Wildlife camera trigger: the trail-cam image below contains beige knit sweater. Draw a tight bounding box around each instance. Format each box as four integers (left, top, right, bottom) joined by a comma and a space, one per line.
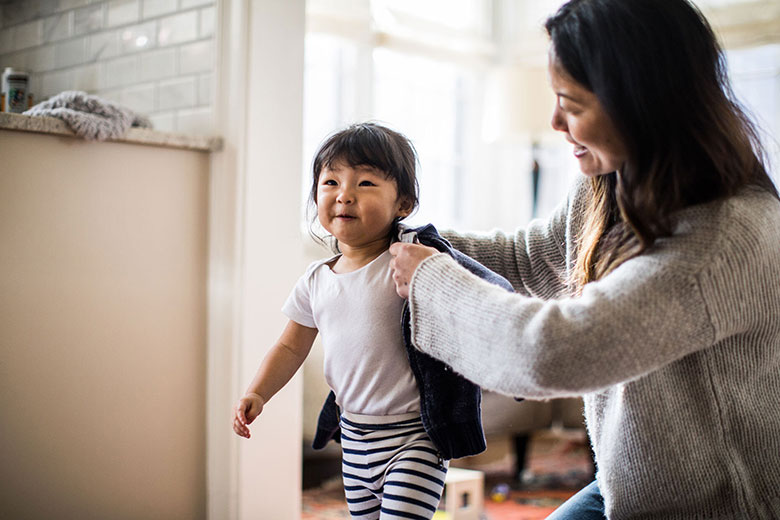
408, 178, 780, 519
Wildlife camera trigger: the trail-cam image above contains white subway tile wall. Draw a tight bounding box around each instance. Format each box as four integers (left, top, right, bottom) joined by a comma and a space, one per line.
199, 5, 213, 36
179, 40, 211, 74
43, 12, 71, 43
73, 63, 100, 91
30, 45, 57, 72
139, 47, 176, 81
104, 54, 138, 88
0, 0, 215, 135
157, 11, 197, 46
143, 0, 178, 19
74, 5, 104, 35
177, 105, 211, 134
122, 81, 155, 113
158, 76, 196, 110
149, 110, 175, 132
107, 0, 139, 29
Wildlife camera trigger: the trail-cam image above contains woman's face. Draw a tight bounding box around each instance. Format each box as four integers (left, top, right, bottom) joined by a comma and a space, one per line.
548, 50, 628, 177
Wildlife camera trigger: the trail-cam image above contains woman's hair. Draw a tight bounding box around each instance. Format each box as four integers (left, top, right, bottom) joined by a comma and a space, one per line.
544, 0, 777, 292
308, 122, 420, 249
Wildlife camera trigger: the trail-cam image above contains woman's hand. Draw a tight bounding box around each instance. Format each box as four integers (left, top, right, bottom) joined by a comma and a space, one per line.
389, 242, 439, 299
232, 392, 265, 439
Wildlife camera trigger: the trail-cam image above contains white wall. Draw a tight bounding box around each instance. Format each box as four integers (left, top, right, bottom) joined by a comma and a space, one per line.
0, 0, 216, 135
236, 1, 306, 515
208, 1, 307, 518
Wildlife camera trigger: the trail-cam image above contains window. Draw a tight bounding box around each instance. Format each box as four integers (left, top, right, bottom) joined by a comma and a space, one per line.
728, 44, 780, 187
303, 0, 576, 232
303, 1, 780, 234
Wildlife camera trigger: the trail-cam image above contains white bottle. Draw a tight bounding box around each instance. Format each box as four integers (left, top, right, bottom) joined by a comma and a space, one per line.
1, 67, 30, 114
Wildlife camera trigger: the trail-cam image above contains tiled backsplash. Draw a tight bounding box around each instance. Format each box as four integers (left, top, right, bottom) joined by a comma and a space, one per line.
0, 0, 215, 135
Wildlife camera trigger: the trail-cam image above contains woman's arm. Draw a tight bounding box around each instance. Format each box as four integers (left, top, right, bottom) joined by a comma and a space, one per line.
442, 178, 586, 298
442, 220, 566, 297
407, 250, 714, 400
233, 320, 318, 438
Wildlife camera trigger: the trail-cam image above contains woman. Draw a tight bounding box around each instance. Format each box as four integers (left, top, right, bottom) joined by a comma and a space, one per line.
389, 0, 780, 518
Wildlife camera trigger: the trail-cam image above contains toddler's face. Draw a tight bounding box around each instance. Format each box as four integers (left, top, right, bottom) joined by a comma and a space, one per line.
317, 162, 410, 250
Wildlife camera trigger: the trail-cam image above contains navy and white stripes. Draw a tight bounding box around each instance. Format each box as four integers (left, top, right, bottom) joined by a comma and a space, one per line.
340, 411, 448, 520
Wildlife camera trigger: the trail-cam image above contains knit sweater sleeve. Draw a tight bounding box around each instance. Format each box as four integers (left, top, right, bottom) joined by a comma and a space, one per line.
441, 178, 587, 298
408, 248, 715, 399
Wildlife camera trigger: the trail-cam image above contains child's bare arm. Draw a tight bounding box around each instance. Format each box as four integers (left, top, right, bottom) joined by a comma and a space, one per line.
232, 319, 318, 438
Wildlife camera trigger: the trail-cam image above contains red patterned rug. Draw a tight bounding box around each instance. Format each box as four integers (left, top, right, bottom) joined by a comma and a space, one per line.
302, 429, 594, 519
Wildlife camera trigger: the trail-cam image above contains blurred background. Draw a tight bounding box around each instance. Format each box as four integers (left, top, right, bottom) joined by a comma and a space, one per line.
1, 0, 777, 230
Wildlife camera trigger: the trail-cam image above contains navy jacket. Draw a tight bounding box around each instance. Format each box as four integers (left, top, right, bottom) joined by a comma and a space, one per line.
312, 224, 514, 460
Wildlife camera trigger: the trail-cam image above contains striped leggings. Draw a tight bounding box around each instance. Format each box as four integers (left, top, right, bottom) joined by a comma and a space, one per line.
340, 411, 449, 520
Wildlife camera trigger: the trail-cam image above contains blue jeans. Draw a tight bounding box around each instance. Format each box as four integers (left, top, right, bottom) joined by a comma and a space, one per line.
546, 480, 606, 520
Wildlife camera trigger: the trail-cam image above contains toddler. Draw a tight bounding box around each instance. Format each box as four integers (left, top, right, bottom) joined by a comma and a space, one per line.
232, 122, 511, 519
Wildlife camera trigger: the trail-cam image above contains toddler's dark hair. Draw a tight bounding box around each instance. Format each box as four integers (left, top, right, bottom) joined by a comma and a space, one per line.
308, 122, 420, 247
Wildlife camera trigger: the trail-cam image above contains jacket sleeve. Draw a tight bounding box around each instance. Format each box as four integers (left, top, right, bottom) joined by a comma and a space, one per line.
442, 178, 588, 299
408, 248, 715, 400
312, 391, 341, 449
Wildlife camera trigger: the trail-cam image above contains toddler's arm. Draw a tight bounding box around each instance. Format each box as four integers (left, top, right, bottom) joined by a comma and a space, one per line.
232, 319, 318, 439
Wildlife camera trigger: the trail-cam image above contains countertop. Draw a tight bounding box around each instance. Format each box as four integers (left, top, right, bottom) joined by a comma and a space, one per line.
0, 112, 222, 152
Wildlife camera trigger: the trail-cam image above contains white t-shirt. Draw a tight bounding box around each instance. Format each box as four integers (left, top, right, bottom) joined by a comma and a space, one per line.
282, 250, 420, 415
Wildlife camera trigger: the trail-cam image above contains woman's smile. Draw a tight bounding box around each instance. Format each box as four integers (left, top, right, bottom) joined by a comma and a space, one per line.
549, 49, 628, 177
573, 145, 588, 158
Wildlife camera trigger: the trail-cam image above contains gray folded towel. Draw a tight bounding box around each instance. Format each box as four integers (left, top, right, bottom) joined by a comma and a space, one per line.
24, 90, 152, 141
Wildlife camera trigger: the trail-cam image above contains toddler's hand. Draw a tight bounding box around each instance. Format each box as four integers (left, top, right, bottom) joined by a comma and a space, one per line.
233, 393, 265, 439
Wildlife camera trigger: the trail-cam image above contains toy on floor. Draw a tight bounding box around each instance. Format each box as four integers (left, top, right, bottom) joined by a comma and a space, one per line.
489, 483, 511, 503
442, 467, 484, 520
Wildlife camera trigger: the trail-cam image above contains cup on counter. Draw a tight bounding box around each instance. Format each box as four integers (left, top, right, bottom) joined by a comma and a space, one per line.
1, 67, 33, 113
